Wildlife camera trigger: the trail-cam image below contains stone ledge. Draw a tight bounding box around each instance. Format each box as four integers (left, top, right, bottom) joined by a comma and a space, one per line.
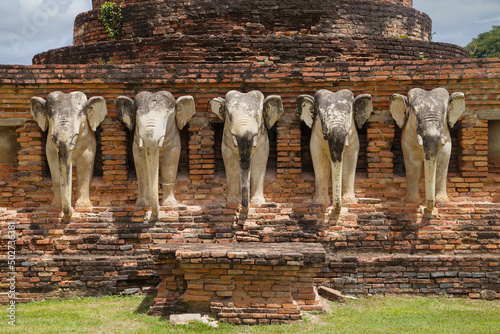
151, 242, 326, 263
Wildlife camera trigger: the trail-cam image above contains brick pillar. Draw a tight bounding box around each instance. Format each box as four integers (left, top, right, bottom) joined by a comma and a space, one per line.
15, 121, 46, 207
188, 116, 214, 181
458, 116, 488, 196
366, 121, 395, 178
100, 120, 128, 186
276, 119, 301, 179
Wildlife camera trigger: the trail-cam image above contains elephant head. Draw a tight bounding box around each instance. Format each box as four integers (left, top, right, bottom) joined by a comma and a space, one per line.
30, 91, 107, 217
390, 88, 465, 210
116, 91, 195, 219
297, 89, 373, 212
211, 90, 283, 210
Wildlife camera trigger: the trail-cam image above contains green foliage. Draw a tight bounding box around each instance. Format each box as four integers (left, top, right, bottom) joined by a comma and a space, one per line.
98, 2, 123, 40
465, 26, 500, 58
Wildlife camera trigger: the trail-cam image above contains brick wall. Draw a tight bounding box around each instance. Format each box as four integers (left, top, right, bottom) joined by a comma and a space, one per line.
91, 0, 414, 10
34, 35, 469, 66
78, 0, 428, 46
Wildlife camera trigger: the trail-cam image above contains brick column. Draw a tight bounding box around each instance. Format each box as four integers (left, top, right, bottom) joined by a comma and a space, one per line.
100, 120, 128, 185
458, 116, 488, 196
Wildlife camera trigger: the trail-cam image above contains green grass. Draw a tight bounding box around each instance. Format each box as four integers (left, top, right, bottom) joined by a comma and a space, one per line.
1, 294, 499, 333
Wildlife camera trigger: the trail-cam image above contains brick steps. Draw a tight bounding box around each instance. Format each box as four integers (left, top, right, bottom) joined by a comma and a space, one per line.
322, 252, 500, 297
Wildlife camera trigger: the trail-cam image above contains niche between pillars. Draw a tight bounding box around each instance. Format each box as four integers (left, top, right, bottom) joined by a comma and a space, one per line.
488, 120, 500, 173
212, 122, 278, 180
0, 126, 20, 182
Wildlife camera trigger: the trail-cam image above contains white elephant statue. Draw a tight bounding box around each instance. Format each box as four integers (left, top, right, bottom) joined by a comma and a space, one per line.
210, 90, 284, 211
116, 91, 195, 220
390, 87, 465, 210
297, 89, 373, 212
30, 91, 108, 218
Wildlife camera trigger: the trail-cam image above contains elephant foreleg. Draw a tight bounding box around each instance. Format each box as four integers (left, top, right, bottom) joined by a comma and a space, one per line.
249, 142, 269, 205
435, 145, 451, 203
311, 141, 331, 206
133, 144, 148, 207
342, 140, 359, 203
403, 147, 423, 203
46, 143, 61, 207
160, 142, 181, 207
75, 149, 94, 207
222, 144, 240, 205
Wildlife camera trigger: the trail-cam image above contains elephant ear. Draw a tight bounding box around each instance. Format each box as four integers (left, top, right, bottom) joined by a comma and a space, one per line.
175, 95, 196, 130
116, 96, 136, 131
296, 95, 315, 128
85, 96, 108, 132
390, 94, 409, 128
30, 97, 48, 131
353, 94, 373, 129
263, 95, 284, 129
210, 97, 226, 122
448, 92, 465, 128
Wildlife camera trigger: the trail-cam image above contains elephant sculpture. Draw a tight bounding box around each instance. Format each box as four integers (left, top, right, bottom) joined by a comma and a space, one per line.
210, 90, 284, 211
30, 91, 108, 217
390, 88, 465, 210
297, 89, 373, 212
116, 91, 195, 220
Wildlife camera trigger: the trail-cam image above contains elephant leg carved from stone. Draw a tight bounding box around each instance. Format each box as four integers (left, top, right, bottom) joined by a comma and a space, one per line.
222, 143, 242, 205
133, 144, 148, 207
160, 136, 181, 206
249, 135, 269, 205
75, 136, 96, 208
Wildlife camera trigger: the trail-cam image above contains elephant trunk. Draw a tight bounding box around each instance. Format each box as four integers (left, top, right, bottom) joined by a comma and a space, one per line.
238, 137, 253, 210
423, 135, 440, 211
328, 136, 345, 213
145, 149, 160, 218
331, 161, 343, 213
58, 152, 73, 218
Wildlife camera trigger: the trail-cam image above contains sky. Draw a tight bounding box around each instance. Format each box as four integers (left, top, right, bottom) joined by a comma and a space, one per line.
0, 0, 498, 65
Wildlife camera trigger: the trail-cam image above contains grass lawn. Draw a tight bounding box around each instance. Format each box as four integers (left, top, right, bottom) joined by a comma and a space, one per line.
1, 294, 499, 334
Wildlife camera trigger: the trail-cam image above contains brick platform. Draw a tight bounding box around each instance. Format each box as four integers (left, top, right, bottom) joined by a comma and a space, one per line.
149, 243, 326, 324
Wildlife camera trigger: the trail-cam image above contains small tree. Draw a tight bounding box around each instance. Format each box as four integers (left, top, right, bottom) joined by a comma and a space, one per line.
98, 2, 123, 41
465, 26, 500, 58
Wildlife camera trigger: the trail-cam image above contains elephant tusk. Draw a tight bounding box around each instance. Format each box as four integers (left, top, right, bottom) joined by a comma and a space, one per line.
158, 136, 165, 148
70, 134, 79, 150
344, 135, 349, 147
440, 135, 447, 145
417, 134, 424, 146
253, 135, 258, 147
232, 134, 238, 147
138, 137, 144, 148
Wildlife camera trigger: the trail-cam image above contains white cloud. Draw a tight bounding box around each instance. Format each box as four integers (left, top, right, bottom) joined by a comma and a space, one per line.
414, 0, 500, 47
0, 0, 92, 64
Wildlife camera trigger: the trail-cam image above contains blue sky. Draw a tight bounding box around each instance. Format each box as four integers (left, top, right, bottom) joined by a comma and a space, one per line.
0, 0, 498, 65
